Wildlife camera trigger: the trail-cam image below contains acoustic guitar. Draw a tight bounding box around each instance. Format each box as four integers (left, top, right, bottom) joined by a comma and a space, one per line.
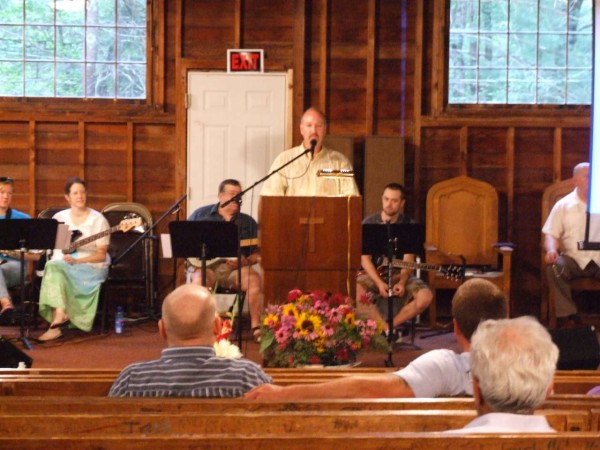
187, 238, 259, 269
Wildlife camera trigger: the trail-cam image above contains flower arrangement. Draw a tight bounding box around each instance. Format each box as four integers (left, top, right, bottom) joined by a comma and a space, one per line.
259, 289, 390, 368
214, 318, 242, 359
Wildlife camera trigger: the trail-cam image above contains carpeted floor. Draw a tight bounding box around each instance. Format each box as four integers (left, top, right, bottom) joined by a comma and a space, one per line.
0, 319, 461, 370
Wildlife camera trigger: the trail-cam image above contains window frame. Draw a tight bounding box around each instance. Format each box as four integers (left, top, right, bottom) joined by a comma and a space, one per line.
436, 0, 591, 118
0, 0, 164, 116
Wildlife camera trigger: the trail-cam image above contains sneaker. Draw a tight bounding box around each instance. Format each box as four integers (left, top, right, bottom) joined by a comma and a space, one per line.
383, 329, 403, 344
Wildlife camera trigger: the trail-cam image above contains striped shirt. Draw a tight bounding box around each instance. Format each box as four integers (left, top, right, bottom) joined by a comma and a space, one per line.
108, 346, 272, 397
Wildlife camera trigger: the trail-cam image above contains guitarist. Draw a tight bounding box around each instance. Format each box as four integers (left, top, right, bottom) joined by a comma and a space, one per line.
188, 179, 263, 343
357, 183, 433, 341
0, 176, 39, 318
37, 177, 111, 341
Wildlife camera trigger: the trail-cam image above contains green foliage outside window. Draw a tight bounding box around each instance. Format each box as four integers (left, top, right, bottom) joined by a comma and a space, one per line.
0, 0, 146, 99
449, 0, 593, 104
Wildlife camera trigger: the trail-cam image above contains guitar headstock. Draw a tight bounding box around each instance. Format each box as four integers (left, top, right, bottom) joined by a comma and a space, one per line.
118, 215, 143, 233
442, 265, 465, 281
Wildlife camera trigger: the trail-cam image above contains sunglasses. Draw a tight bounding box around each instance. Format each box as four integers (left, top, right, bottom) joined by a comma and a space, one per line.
0, 177, 13, 184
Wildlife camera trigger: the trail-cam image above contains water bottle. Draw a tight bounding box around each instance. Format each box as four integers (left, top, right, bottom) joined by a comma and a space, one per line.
115, 306, 124, 335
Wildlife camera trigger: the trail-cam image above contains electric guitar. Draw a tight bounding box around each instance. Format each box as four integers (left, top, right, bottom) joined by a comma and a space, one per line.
60, 215, 142, 255
187, 238, 259, 269
371, 257, 464, 282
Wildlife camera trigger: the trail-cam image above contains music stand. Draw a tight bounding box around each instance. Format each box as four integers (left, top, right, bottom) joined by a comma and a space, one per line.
362, 223, 425, 367
168, 221, 244, 348
0, 219, 59, 350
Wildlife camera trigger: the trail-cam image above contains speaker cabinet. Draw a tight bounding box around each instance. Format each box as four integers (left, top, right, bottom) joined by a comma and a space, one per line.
0, 338, 33, 368
549, 326, 600, 370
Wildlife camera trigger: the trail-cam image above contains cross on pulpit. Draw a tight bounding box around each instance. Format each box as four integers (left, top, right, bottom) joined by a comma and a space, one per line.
299, 215, 324, 252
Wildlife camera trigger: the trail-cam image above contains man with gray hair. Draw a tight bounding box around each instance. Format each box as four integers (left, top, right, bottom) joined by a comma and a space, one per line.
447, 316, 559, 433
109, 284, 271, 397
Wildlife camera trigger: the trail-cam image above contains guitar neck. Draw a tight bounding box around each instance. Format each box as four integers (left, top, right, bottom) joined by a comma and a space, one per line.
66, 224, 119, 253
392, 260, 441, 272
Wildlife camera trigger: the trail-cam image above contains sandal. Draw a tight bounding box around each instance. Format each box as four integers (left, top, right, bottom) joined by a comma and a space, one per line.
0, 298, 14, 317
252, 326, 262, 344
37, 327, 62, 342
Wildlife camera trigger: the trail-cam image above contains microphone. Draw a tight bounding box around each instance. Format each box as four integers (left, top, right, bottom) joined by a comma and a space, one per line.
219, 196, 242, 208
308, 139, 317, 158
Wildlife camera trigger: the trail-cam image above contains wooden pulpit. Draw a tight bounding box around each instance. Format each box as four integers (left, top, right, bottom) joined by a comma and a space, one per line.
260, 196, 362, 304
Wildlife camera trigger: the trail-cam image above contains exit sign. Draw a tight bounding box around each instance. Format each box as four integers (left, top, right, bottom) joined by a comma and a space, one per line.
227, 49, 264, 73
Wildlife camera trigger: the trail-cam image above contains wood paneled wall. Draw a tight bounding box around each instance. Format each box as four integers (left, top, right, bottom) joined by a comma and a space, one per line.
0, 0, 591, 318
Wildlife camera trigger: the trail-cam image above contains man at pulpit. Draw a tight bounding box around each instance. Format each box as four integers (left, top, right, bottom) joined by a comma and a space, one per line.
188, 179, 263, 343
260, 107, 359, 197
357, 183, 433, 339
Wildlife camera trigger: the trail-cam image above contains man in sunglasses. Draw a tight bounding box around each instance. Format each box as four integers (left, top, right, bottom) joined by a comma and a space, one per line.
187, 179, 263, 343
0, 177, 32, 317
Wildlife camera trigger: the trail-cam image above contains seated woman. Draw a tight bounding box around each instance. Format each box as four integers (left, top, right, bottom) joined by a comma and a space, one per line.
37, 177, 110, 341
0, 176, 33, 317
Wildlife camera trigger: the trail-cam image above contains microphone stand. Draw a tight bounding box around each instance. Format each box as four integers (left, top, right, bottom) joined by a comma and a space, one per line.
218, 141, 315, 348
220, 141, 316, 208
111, 194, 188, 319
385, 222, 397, 367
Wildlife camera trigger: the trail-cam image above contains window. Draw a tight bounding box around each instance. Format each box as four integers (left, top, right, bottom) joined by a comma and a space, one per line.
0, 0, 147, 99
449, 0, 593, 105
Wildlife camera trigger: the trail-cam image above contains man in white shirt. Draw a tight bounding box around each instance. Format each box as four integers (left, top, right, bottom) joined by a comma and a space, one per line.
260, 107, 359, 197
542, 162, 600, 328
244, 278, 507, 400
446, 316, 558, 433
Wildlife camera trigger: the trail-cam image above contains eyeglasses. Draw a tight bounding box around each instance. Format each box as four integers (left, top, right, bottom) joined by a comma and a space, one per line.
0, 177, 13, 185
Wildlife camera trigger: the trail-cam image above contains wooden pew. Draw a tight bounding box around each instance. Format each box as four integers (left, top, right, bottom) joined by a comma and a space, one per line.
0, 409, 589, 436
1, 376, 600, 396
0, 367, 599, 397
0, 396, 477, 414
0, 394, 598, 416
0, 432, 599, 450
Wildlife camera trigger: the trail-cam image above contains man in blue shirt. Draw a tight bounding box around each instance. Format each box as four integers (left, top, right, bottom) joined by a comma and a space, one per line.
0, 176, 32, 316
188, 179, 263, 342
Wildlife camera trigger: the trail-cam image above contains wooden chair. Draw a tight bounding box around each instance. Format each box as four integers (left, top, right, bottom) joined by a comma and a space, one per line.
424, 176, 513, 328
100, 202, 156, 334
541, 179, 600, 328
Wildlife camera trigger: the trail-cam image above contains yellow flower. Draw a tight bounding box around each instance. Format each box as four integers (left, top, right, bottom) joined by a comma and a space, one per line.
295, 312, 322, 336
282, 303, 299, 318
344, 312, 356, 327
263, 313, 279, 327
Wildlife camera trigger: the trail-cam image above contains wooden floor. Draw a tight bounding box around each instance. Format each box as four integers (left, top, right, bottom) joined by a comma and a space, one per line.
0, 318, 461, 370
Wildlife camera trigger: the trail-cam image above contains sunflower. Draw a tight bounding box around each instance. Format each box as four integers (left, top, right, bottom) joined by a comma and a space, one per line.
295, 312, 322, 337
344, 311, 356, 327
282, 303, 299, 319
262, 313, 279, 327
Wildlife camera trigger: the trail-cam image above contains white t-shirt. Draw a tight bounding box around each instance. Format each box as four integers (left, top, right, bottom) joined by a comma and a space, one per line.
52, 208, 111, 268
542, 189, 600, 270
444, 412, 555, 433
394, 349, 472, 398
260, 145, 359, 197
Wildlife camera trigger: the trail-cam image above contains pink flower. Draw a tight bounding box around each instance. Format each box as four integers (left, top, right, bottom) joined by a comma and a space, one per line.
321, 322, 335, 337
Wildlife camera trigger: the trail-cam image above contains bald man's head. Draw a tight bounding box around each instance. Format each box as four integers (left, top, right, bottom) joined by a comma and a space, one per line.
160, 284, 217, 346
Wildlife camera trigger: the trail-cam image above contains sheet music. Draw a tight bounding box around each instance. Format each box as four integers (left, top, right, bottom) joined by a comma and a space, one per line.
160, 233, 172, 258
54, 224, 72, 250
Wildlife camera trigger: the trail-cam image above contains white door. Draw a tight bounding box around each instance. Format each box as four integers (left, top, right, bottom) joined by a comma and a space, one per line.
186, 71, 291, 219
